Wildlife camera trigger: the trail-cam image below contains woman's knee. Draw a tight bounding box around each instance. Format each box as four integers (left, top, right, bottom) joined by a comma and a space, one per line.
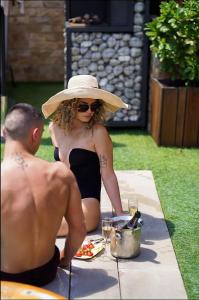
82, 198, 100, 232
57, 218, 69, 237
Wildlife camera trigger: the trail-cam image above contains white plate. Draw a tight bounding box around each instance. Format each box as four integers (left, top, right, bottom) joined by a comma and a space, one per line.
74, 241, 104, 260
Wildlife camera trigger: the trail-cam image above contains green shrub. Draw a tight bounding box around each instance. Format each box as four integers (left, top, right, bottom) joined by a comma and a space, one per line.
145, 0, 199, 85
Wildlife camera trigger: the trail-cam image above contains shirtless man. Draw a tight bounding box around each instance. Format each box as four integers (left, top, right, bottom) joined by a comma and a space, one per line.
1, 103, 86, 286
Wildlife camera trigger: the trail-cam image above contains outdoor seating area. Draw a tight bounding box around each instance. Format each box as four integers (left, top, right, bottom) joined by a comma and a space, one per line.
43, 171, 187, 299
1, 0, 198, 299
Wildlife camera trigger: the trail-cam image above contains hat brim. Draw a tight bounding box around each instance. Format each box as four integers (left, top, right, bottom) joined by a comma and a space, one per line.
42, 87, 128, 118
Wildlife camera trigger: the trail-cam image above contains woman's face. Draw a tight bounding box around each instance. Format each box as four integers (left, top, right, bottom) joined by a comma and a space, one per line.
75, 98, 100, 123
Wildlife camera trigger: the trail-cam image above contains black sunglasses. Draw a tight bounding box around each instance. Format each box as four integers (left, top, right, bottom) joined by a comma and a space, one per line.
77, 101, 101, 113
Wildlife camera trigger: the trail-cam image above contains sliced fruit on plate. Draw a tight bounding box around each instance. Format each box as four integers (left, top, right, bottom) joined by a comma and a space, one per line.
74, 240, 104, 259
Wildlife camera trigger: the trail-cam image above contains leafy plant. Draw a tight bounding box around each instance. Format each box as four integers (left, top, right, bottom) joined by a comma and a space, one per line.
145, 0, 199, 86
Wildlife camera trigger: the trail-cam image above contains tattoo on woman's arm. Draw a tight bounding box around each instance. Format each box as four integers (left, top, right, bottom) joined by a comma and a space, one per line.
12, 153, 28, 169
99, 154, 107, 168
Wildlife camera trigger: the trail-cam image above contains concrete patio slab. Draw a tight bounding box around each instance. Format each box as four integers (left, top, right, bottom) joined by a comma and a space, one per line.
43, 267, 70, 299
70, 266, 120, 299
44, 170, 187, 299
115, 171, 187, 299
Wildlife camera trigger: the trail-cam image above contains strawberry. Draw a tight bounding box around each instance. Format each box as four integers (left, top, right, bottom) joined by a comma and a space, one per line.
75, 251, 82, 257
87, 243, 94, 249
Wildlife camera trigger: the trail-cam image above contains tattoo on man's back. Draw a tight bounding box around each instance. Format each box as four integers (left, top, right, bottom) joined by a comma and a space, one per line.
12, 153, 28, 169
99, 154, 107, 168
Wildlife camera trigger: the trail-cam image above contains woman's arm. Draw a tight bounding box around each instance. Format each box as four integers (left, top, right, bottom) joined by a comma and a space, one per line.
94, 125, 123, 215
49, 122, 58, 147
49, 122, 69, 166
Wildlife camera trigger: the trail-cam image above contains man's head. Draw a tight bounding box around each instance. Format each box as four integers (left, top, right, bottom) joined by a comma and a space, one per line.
4, 103, 44, 154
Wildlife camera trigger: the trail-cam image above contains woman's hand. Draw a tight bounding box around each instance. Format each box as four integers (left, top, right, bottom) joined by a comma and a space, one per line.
115, 211, 128, 216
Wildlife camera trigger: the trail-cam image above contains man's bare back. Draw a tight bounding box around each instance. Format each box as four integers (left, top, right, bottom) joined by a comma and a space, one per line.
1, 103, 86, 286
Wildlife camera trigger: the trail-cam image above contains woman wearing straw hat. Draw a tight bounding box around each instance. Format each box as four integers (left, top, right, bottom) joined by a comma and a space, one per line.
42, 75, 128, 234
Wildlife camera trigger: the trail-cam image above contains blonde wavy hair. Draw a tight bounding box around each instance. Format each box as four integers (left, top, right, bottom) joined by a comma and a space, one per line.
51, 98, 106, 131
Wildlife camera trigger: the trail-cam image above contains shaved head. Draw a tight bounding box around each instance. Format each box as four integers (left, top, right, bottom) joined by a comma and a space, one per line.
4, 103, 43, 140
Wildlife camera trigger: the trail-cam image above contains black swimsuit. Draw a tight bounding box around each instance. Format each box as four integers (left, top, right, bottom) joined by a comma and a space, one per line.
54, 147, 101, 202
0, 246, 60, 287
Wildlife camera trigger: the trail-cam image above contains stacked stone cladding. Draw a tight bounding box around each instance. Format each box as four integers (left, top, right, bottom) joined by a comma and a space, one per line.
68, 0, 145, 123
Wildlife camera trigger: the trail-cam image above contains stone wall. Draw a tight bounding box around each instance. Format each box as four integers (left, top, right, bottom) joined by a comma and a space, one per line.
67, 0, 146, 123
70, 32, 144, 122
7, 0, 65, 82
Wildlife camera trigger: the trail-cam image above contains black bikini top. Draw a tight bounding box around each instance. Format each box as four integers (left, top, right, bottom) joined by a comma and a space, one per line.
54, 147, 101, 201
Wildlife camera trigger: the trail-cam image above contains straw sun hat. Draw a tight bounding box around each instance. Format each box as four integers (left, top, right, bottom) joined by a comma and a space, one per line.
42, 75, 128, 118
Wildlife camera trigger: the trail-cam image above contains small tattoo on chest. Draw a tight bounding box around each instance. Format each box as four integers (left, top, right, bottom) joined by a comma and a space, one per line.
99, 154, 107, 168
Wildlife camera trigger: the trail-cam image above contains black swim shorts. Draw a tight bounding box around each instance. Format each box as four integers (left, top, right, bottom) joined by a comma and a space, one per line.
0, 246, 60, 287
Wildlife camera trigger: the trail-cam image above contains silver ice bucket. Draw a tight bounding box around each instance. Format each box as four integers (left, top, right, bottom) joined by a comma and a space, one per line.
110, 216, 141, 259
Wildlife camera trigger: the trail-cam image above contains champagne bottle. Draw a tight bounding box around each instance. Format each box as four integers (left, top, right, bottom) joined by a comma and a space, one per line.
124, 211, 141, 229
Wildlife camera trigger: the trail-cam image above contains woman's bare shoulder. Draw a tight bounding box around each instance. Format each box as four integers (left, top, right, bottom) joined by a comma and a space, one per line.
92, 124, 111, 147
49, 121, 58, 132
93, 123, 108, 136
49, 122, 64, 143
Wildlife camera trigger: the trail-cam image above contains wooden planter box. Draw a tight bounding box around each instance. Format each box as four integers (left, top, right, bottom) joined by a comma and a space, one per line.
150, 78, 199, 147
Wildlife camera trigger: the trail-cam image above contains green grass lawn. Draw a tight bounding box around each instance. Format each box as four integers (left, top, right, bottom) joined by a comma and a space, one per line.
2, 83, 199, 299
110, 130, 199, 300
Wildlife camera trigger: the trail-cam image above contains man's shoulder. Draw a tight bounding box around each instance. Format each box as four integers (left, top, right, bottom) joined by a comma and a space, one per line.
42, 160, 74, 182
